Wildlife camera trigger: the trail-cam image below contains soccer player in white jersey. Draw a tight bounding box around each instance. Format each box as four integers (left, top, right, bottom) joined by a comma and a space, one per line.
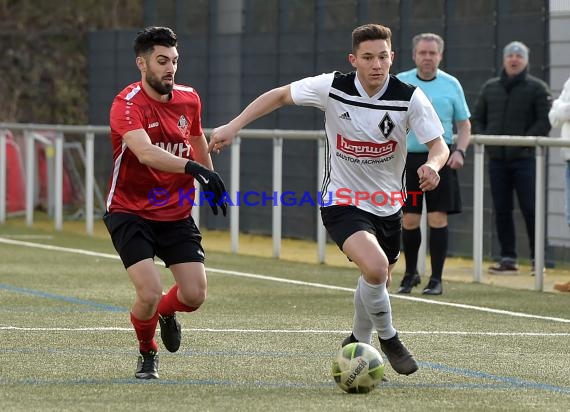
209, 23, 449, 376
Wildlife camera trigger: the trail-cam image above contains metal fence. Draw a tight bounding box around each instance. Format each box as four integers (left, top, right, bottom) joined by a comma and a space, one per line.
1, 122, 569, 291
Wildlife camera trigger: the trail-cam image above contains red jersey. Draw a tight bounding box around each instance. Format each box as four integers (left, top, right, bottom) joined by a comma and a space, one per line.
107, 82, 202, 221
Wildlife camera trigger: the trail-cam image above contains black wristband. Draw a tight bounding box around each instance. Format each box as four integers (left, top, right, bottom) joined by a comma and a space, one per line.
184, 160, 205, 175
455, 148, 466, 159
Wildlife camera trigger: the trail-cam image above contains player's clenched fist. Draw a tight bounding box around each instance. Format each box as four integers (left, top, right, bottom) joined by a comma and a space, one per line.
184, 161, 227, 216
417, 164, 440, 191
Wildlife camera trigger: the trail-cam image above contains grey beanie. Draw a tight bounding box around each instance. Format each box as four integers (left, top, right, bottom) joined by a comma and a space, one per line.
503, 41, 529, 60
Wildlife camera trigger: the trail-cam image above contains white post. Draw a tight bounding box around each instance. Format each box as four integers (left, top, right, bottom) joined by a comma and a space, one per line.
85, 133, 95, 236
25, 131, 35, 227
230, 136, 241, 253
417, 200, 427, 276
54, 133, 64, 231
317, 138, 326, 263
191, 184, 200, 228
45, 136, 55, 217
473, 142, 485, 282
0, 131, 6, 224
534, 145, 545, 291
272, 137, 283, 258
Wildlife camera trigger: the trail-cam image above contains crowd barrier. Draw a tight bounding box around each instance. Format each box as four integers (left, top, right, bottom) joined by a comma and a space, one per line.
1, 122, 569, 291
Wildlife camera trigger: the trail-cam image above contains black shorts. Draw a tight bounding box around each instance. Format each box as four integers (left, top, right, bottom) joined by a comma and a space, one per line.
320, 205, 402, 264
103, 212, 204, 269
403, 152, 462, 214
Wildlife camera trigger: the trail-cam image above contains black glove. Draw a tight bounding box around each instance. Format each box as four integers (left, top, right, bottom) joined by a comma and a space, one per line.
185, 160, 228, 216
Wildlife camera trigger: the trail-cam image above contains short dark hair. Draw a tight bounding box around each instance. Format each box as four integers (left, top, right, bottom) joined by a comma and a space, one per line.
352, 24, 392, 52
133, 26, 177, 56
412, 33, 444, 54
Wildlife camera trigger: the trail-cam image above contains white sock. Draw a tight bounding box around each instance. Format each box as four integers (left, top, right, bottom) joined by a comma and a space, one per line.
351, 275, 373, 344
358, 277, 397, 340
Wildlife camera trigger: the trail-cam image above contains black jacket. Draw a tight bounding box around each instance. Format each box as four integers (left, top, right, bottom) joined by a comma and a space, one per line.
471, 67, 552, 160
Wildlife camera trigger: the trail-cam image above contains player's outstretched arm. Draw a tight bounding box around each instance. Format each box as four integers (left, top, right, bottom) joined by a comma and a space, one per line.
123, 129, 227, 215
209, 85, 294, 153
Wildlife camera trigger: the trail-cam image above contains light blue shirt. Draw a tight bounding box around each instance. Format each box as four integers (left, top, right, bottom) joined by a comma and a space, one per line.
397, 68, 470, 152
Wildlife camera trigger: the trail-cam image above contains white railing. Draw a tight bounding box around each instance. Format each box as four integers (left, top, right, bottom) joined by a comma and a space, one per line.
1, 122, 569, 291
223, 129, 327, 262
470, 135, 570, 292
0, 124, 107, 235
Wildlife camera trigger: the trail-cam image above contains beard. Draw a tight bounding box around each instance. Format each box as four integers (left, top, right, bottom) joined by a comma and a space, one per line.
146, 72, 174, 96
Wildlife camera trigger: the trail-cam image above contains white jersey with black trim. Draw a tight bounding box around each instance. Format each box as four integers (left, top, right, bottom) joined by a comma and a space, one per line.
290, 71, 443, 217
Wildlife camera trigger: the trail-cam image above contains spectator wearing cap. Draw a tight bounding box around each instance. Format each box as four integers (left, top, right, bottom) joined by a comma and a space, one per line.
471, 41, 552, 275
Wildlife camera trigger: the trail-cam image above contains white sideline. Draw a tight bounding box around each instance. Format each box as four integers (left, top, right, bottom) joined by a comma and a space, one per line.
1, 236, 569, 324
0, 326, 569, 337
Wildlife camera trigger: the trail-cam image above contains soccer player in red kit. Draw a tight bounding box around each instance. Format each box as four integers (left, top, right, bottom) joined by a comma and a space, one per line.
105, 26, 227, 379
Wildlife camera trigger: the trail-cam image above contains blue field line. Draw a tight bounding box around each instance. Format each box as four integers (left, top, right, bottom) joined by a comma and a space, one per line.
421, 361, 570, 393
0, 346, 568, 394
0, 377, 326, 388
0, 347, 334, 357
0, 377, 568, 394
0, 283, 127, 313
0, 348, 134, 355
0, 307, 110, 313
384, 381, 570, 394
2, 237, 570, 324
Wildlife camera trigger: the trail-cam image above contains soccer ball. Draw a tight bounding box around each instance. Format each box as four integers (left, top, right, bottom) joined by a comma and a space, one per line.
332, 342, 385, 394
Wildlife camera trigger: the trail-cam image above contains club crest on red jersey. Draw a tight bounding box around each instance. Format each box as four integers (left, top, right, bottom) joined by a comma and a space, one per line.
177, 115, 189, 136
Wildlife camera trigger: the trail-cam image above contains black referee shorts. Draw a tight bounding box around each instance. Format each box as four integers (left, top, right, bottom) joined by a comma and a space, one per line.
103, 212, 204, 269
403, 152, 462, 215
320, 205, 402, 264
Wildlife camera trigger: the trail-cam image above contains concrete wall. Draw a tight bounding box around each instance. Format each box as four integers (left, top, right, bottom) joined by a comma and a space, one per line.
548, 0, 570, 261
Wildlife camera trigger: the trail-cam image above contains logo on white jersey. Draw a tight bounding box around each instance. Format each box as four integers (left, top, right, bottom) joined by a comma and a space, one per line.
336, 134, 397, 158
178, 115, 189, 136
378, 113, 395, 139
339, 111, 351, 120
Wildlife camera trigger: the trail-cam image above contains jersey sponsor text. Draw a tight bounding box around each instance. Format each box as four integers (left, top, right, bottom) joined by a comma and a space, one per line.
336, 134, 397, 158
155, 141, 189, 158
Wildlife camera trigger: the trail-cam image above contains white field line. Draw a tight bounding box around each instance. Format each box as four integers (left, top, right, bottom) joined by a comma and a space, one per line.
1, 237, 569, 324
0, 234, 54, 240
0, 325, 569, 337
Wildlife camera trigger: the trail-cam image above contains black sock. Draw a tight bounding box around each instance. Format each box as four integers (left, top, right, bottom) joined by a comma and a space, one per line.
402, 228, 421, 275
429, 226, 448, 281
